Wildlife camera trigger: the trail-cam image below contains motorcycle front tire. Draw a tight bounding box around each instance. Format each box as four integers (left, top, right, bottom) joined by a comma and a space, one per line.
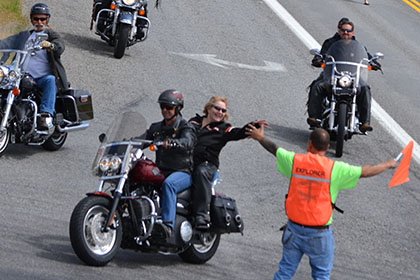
336, 102, 347, 157
0, 127, 10, 157
179, 232, 221, 264
114, 23, 130, 59
69, 196, 122, 266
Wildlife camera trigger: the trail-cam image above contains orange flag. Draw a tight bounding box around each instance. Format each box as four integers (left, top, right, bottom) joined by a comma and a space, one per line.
389, 141, 414, 188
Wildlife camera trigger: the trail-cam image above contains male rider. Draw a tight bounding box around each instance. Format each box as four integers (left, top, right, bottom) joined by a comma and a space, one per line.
246, 125, 396, 279
0, 3, 68, 130
144, 90, 196, 238
307, 18, 381, 133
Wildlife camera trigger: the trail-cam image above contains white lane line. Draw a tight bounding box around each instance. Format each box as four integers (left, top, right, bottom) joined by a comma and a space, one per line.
262, 0, 420, 164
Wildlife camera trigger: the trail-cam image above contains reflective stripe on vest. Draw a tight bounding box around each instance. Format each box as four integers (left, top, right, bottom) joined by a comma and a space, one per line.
285, 153, 335, 226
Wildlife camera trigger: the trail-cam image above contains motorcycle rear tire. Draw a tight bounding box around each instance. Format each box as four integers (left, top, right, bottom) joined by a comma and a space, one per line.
179, 232, 221, 264
42, 129, 67, 151
336, 102, 347, 157
69, 196, 122, 266
114, 24, 130, 59
0, 127, 10, 157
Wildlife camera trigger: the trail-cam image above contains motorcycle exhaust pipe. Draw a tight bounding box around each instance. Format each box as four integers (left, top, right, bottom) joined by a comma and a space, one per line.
57, 121, 89, 133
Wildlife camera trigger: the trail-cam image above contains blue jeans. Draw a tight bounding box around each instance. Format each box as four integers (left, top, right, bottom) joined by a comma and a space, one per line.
274, 221, 334, 280
35, 75, 57, 115
161, 171, 191, 229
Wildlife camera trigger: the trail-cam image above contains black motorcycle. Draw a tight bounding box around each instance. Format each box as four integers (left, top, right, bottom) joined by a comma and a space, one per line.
69, 111, 243, 266
91, 0, 151, 58
0, 33, 93, 156
310, 39, 383, 157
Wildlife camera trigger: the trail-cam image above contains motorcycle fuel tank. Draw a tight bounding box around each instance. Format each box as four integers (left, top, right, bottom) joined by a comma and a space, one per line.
129, 159, 165, 186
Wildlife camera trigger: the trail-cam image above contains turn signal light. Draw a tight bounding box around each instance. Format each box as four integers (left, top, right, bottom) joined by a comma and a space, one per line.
149, 144, 156, 151
321, 63, 325, 68
110, 3, 116, 10
368, 65, 372, 71
12, 88, 19, 96
139, 9, 145, 16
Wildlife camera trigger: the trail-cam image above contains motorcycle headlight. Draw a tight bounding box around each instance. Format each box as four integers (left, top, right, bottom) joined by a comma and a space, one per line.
338, 75, 352, 88
109, 156, 122, 171
122, 0, 136, 5
8, 70, 17, 82
99, 156, 111, 172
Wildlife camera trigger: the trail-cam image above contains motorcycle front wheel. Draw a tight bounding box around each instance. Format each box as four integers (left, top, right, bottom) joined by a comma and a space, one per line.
69, 196, 122, 266
42, 128, 67, 151
336, 102, 347, 157
179, 232, 221, 264
0, 127, 10, 157
114, 23, 130, 59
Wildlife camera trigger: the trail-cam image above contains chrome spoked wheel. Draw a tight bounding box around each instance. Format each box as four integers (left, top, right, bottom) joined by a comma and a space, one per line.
83, 205, 117, 255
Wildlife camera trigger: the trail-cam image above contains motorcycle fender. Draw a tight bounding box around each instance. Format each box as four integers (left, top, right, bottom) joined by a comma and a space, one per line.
86, 191, 112, 199
119, 12, 134, 25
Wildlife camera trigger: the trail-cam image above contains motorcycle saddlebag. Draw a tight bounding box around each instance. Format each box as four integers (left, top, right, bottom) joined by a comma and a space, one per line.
56, 89, 94, 122
210, 195, 244, 235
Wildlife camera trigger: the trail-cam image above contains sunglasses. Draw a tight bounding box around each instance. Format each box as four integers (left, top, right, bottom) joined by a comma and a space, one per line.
212, 105, 227, 113
160, 104, 175, 110
32, 17, 48, 22
340, 28, 353, 33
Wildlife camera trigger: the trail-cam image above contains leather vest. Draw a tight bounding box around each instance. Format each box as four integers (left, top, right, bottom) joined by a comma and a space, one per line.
285, 153, 335, 226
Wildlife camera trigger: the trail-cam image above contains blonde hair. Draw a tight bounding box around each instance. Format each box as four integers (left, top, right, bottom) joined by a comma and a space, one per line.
203, 95, 229, 121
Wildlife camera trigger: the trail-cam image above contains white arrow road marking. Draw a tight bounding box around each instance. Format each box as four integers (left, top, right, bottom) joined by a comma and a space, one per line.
170, 52, 287, 72
262, 0, 420, 164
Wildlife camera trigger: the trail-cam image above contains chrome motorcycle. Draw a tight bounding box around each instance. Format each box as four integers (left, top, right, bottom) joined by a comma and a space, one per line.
0, 33, 93, 156
69, 111, 243, 266
310, 39, 383, 157
91, 0, 151, 58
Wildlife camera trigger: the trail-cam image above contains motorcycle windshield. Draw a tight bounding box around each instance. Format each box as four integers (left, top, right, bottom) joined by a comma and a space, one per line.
323, 39, 369, 86
0, 50, 24, 68
92, 111, 148, 173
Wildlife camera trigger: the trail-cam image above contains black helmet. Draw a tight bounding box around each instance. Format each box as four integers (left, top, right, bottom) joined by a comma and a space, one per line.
30, 3, 51, 17
158, 89, 184, 109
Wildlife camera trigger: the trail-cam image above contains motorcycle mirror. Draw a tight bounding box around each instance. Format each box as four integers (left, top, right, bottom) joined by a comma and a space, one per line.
374, 52, 384, 59
310, 49, 320, 55
98, 133, 106, 143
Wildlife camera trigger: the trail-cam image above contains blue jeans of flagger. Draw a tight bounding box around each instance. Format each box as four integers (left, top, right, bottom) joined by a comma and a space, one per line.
161, 171, 191, 228
35, 75, 56, 115
274, 221, 334, 280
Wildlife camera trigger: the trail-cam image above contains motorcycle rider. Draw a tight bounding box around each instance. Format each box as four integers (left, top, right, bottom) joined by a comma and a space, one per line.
91, 0, 149, 40
144, 90, 196, 237
307, 18, 381, 133
189, 96, 267, 229
0, 3, 69, 130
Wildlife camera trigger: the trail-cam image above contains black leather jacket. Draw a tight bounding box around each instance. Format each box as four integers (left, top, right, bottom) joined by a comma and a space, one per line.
189, 114, 248, 168
312, 34, 372, 67
146, 115, 196, 176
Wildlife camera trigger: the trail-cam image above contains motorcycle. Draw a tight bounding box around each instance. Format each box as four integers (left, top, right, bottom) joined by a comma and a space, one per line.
0, 33, 93, 157
91, 0, 151, 59
69, 111, 244, 266
310, 39, 383, 157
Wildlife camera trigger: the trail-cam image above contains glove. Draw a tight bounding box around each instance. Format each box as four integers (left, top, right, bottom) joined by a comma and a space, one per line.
370, 60, 381, 71
311, 56, 323, 67
40, 40, 54, 50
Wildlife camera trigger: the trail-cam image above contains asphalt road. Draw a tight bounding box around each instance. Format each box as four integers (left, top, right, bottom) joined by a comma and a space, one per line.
0, 0, 419, 279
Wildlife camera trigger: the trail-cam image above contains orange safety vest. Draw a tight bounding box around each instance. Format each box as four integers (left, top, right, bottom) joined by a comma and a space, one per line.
285, 153, 335, 226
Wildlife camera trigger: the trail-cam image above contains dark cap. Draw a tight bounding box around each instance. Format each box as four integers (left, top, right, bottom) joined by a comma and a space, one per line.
338, 17, 354, 29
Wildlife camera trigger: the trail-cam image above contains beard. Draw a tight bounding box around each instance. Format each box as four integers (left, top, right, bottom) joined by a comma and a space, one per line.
33, 23, 45, 31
